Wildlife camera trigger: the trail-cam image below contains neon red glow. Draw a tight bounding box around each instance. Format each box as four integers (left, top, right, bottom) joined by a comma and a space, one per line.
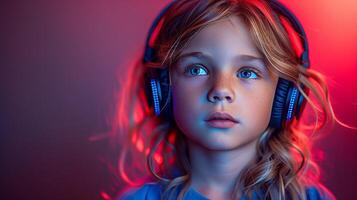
135, 137, 144, 152
154, 153, 163, 165
100, 191, 111, 200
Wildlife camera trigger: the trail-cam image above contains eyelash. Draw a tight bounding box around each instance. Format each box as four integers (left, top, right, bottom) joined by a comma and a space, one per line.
184, 64, 261, 79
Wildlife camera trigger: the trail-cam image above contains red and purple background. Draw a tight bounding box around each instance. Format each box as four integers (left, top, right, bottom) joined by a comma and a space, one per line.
1, 0, 356, 199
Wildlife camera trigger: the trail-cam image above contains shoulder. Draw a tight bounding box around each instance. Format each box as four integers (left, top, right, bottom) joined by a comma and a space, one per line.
117, 182, 164, 200
304, 184, 336, 200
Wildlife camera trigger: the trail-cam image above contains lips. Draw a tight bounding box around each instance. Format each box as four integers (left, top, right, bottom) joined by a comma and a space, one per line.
205, 112, 239, 123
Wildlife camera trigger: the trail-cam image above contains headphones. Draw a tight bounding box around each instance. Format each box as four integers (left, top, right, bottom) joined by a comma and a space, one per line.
143, 0, 310, 129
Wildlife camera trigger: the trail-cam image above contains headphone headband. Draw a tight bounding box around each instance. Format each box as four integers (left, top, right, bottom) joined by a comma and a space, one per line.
143, 0, 178, 64
269, 0, 310, 67
144, 0, 310, 68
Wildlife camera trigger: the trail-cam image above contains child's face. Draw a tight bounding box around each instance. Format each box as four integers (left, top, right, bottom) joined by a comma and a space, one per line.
170, 15, 279, 151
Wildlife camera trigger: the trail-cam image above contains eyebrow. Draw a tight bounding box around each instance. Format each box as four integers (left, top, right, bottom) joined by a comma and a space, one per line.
176, 51, 265, 63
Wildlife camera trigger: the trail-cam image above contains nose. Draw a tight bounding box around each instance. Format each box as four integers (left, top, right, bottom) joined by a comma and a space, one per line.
207, 75, 235, 103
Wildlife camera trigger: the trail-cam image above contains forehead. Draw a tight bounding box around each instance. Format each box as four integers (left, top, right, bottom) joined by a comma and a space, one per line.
180, 15, 263, 60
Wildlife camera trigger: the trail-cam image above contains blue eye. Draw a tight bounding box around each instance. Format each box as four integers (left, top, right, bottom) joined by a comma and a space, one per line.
237, 68, 259, 79
185, 64, 208, 76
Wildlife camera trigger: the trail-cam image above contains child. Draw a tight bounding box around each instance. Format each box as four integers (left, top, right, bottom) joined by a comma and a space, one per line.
114, 0, 338, 199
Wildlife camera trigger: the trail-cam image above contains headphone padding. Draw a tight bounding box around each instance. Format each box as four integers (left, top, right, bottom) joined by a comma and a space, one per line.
270, 78, 291, 129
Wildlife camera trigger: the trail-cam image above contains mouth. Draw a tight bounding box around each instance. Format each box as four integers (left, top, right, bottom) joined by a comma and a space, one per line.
205, 119, 237, 129
205, 112, 239, 129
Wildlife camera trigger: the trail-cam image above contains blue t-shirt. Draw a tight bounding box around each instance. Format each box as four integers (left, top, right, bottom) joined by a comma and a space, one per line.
118, 182, 335, 200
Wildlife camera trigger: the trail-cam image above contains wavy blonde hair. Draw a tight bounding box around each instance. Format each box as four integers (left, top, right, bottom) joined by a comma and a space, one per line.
114, 0, 338, 199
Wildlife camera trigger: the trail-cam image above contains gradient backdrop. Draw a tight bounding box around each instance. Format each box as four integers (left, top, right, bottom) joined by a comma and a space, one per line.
1, 0, 356, 199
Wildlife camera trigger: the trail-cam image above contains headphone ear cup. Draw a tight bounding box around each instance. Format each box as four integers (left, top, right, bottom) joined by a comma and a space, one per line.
144, 68, 161, 116
144, 68, 172, 118
270, 78, 291, 129
150, 78, 162, 116
294, 86, 308, 119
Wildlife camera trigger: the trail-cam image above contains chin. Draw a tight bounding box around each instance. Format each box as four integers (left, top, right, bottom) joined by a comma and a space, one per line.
200, 134, 260, 151
194, 135, 243, 150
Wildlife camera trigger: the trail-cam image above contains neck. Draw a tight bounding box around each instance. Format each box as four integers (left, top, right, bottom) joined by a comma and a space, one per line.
187, 139, 258, 199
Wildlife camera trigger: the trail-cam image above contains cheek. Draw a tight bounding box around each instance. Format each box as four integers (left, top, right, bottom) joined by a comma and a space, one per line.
172, 85, 191, 112
171, 81, 208, 140
172, 85, 199, 125
242, 85, 276, 127
171, 78, 204, 114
